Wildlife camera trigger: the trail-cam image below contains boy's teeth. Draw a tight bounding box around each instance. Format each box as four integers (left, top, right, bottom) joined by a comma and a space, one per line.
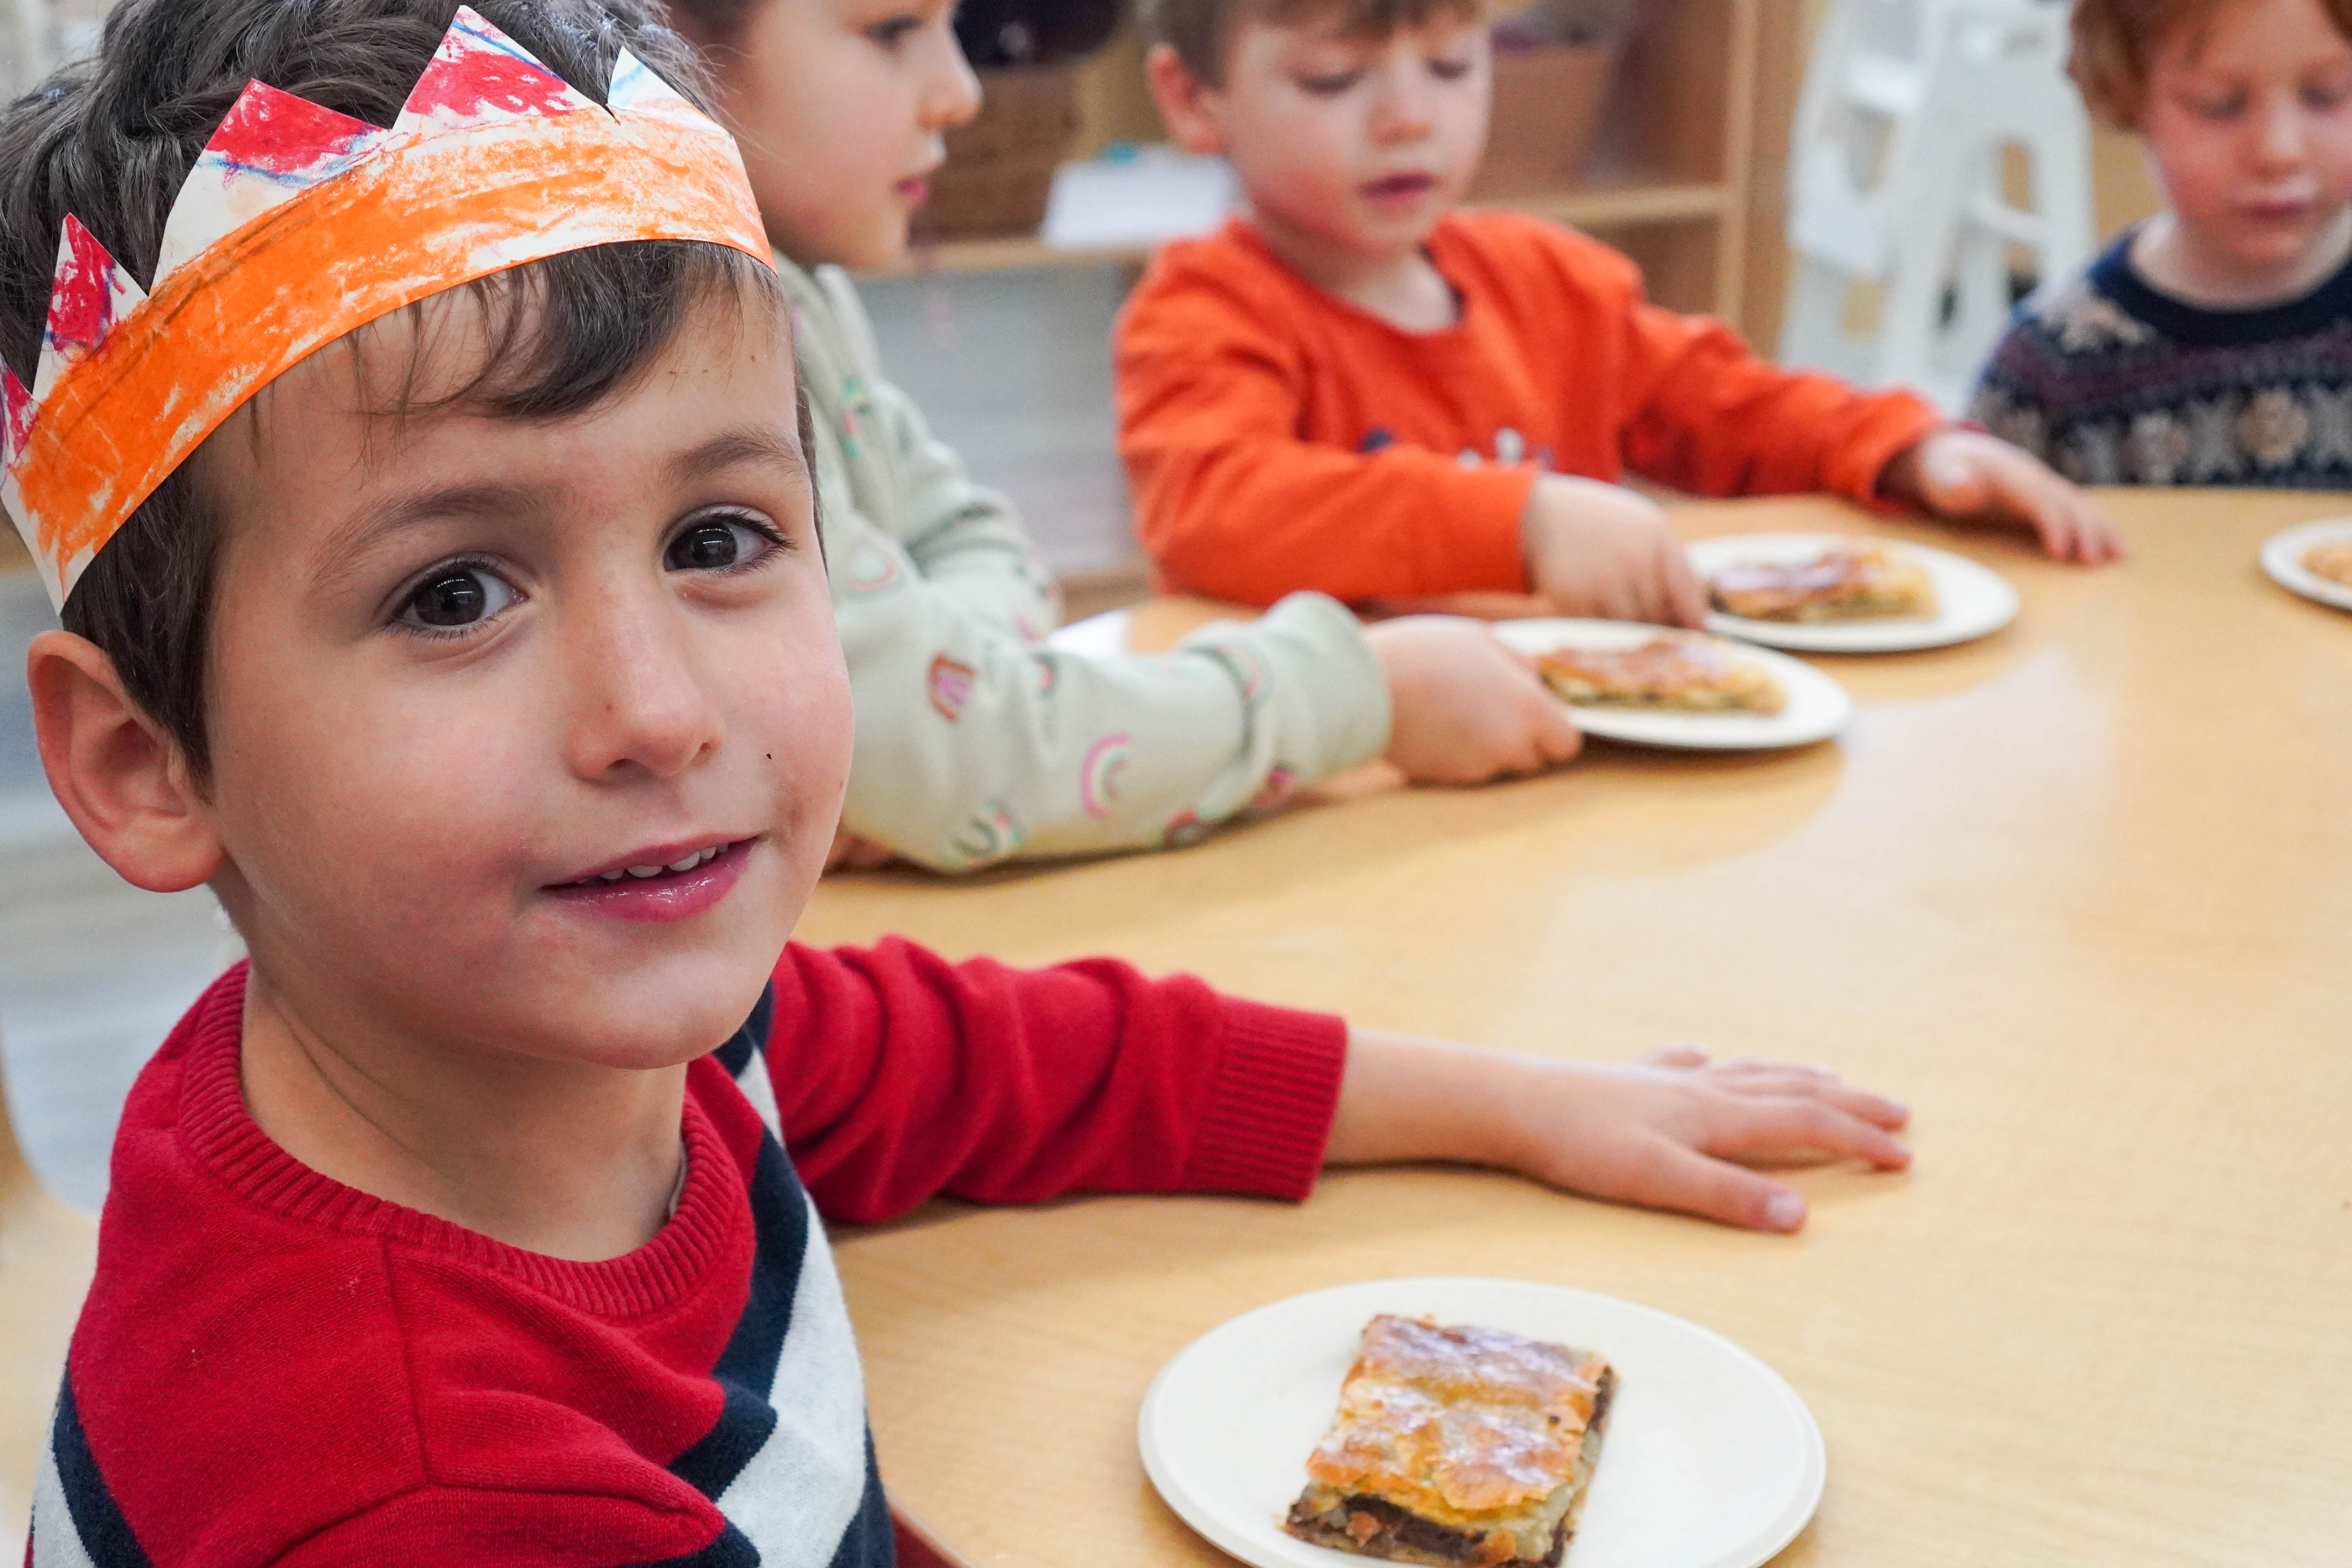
575, 844, 726, 886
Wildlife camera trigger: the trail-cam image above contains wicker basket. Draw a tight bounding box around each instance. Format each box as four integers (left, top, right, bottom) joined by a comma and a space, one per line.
918, 64, 1081, 240
1470, 40, 1622, 200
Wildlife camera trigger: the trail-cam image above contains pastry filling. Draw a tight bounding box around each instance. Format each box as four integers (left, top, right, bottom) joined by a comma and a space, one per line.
1708, 543, 1937, 622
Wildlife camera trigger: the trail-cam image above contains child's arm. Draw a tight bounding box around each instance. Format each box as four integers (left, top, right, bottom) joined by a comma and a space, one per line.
766, 942, 1906, 1234
1602, 255, 2119, 563
1328, 1031, 1909, 1233
816, 288, 1577, 869
1876, 428, 2125, 564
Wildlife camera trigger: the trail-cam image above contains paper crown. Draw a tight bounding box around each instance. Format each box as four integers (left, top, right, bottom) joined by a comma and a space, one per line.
0, 7, 773, 611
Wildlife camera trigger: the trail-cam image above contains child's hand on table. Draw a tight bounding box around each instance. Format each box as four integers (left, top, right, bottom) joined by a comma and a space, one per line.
1328, 1031, 1911, 1232
1366, 617, 1584, 785
1520, 475, 1709, 629
1880, 428, 2126, 565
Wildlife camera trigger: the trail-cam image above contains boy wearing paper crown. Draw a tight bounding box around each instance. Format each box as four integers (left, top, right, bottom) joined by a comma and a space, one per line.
3, 3, 1911, 1560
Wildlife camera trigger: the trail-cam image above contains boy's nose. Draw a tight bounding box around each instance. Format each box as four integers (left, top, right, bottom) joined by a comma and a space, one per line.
922, 34, 983, 132
562, 590, 726, 783
2252, 97, 2310, 167
1371, 72, 1434, 143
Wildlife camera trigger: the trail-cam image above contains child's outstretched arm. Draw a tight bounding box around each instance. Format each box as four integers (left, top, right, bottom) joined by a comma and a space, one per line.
1877, 428, 2127, 565
1327, 1030, 1911, 1232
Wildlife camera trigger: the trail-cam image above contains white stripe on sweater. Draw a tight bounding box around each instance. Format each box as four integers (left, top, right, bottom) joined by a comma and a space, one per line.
715, 1189, 871, 1566
29, 1425, 98, 1568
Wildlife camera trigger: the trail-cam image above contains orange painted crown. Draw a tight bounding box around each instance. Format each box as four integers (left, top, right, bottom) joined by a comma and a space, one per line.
0, 7, 772, 610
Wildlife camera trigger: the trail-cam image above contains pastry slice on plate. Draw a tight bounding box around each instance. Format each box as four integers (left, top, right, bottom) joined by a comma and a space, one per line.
1708, 541, 1938, 622
2303, 539, 2352, 588
1284, 1316, 1616, 1568
1533, 634, 1786, 715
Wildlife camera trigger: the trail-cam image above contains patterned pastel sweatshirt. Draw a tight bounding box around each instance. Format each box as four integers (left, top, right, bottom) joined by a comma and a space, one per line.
779, 257, 1391, 872
1971, 229, 2352, 487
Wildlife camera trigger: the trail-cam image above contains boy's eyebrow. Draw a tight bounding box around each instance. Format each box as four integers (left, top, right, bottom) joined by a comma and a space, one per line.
315, 479, 551, 595
311, 425, 809, 595
666, 426, 810, 487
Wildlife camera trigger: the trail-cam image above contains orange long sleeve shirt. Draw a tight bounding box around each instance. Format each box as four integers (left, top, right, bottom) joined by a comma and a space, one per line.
1114, 212, 1945, 606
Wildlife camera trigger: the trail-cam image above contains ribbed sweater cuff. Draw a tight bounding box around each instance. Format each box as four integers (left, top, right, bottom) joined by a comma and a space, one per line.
1842, 396, 1949, 514
1431, 466, 1542, 592
1180, 999, 1349, 1201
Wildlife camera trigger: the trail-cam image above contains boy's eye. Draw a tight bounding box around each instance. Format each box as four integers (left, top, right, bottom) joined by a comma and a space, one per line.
666, 513, 781, 573
865, 15, 923, 48
1429, 56, 1472, 81
400, 564, 514, 631
2187, 90, 2246, 120
1296, 70, 1362, 95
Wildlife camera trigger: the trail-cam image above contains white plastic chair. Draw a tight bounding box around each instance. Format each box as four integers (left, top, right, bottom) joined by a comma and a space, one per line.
1779, 0, 2094, 413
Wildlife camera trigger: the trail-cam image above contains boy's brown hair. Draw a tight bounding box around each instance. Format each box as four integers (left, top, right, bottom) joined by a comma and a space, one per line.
2070, 0, 2352, 127
1142, 0, 1483, 86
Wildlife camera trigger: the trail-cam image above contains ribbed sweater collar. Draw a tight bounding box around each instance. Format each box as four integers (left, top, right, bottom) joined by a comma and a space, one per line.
171, 964, 745, 1321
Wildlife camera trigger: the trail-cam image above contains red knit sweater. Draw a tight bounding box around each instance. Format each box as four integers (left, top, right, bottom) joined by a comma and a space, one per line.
29, 940, 1347, 1566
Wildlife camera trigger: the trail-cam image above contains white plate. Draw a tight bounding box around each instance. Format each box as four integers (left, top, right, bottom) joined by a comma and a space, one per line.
2259, 517, 2352, 614
1688, 534, 2020, 652
1140, 1278, 1826, 1568
1491, 619, 1849, 750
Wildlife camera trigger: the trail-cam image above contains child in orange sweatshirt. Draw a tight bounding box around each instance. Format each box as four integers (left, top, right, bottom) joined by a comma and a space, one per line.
1118, 0, 2125, 618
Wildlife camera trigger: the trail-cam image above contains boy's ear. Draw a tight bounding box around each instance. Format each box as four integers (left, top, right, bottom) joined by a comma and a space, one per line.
1146, 42, 1229, 156
27, 630, 224, 894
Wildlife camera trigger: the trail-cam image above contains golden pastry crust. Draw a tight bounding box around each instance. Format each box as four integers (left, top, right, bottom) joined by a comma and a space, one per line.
1534, 635, 1786, 715
2303, 540, 2352, 588
1284, 1317, 1615, 1568
1709, 541, 1938, 622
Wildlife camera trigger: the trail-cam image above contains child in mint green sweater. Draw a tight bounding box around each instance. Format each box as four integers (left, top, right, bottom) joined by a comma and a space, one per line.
664, 0, 1582, 873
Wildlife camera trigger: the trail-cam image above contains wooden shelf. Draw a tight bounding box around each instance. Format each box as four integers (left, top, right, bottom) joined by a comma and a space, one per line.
872, 176, 1736, 280
865, 0, 1804, 339
1471, 178, 1733, 229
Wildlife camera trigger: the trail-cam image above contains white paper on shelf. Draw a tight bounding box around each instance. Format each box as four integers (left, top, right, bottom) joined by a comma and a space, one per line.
1040, 151, 1238, 251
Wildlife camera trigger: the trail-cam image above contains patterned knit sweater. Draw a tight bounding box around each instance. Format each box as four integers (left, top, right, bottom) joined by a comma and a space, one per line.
1971, 231, 2352, 488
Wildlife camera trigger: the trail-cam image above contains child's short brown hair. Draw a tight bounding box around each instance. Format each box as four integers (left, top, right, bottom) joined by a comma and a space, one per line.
1142, 0, 1482, 87
2069, 0, 2352, 127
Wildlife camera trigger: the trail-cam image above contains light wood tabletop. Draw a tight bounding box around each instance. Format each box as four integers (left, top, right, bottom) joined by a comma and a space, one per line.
799, 490, 2352, 1568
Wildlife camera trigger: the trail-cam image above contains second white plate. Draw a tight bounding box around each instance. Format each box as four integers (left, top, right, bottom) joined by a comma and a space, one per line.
1688, 533, 2020, 652
1492, 619, 1849, 750
1139, 1277, 1827, 1568
2259, 517, 2352, 614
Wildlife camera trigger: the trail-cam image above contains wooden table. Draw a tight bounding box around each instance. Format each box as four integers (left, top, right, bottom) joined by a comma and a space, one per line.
799, 491, 2352, 1568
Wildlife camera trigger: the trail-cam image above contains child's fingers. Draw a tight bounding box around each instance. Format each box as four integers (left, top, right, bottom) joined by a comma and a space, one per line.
1661, 548, 1709, 628
1708, 1069, 1909, 1128
1629, 1140, 1808, 1231
1709, 1096, 1913, 1170
1529, 697, 1586, 765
